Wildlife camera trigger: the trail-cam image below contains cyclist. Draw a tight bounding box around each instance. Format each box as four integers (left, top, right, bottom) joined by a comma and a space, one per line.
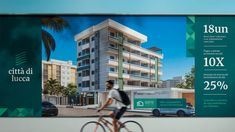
97, 80, 127, 132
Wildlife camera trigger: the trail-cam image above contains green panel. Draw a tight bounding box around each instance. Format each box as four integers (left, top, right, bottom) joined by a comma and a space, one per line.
195, 16, 235, 117
0, 16, 42, 117
8, 108, 34, 117
157, 99, 186, 108
134, 98, 157, 109
0, 108, 8, 116
134, 98, 186, 109
186, 16, 196, 57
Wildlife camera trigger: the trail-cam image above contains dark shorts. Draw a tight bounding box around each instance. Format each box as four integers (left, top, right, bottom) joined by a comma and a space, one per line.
113, 107, 127, 120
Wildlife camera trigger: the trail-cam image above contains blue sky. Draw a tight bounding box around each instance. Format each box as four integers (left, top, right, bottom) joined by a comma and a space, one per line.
42, 16, 194, 80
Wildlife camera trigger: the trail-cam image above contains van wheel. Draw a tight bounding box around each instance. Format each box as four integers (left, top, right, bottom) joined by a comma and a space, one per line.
152, 109, 160, 117
177, 110, 185, 117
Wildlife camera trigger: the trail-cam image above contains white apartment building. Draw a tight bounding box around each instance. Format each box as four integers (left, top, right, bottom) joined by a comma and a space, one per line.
162, 76, 184, 88
42, 59, 77, 88
74, 19, 163, 105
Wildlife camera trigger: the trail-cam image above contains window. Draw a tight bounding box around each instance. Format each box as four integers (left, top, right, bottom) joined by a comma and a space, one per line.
78, 41, 82, 46
78, 73, 82, 77
110, 32, 115, 37
91, 48, 95, 52
85, 37, 90, 43
78, 63, 81, 67
82, 70, 90, 77
91, 59, 94, 63
85, 48, 90, 54
92, 81, 95, 86
81, 37, 90, 45
82, 48, 90, 56
110, 67, 115, 72
110, 56, 115, 60
78, 52, 81, 56
91, 36, 95, 41
109, 43, 116, 48
82, 59, 90, 66
82, 50, 85, 55
91, 70, 94, 75
82, 39, 86, 44
78, 83, 82, 87
82, 81, 90, 87
56, 65, 60, 69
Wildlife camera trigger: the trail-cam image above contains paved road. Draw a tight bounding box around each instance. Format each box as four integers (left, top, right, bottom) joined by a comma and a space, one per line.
57, 107, 153, 117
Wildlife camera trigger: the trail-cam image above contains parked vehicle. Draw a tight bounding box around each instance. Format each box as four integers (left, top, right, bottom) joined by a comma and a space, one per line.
42, 101, 58, 117
152, 103, 195, 117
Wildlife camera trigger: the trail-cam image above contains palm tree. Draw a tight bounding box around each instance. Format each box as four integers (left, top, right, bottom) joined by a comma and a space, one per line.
42, 17, 70, 61
62, 83, 77, 97
44, 78, 62, 95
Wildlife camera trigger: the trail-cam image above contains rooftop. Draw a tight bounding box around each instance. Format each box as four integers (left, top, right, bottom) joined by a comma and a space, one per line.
74, 19, 147, 43
42, 59, 77, 68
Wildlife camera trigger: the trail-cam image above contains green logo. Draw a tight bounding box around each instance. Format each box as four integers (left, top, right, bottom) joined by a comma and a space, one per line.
15, 51, 27, 66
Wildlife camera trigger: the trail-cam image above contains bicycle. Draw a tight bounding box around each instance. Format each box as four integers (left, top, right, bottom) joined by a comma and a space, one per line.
80, 112, 144, 132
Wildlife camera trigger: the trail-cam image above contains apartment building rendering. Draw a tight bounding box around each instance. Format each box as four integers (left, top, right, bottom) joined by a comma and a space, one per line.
74, 19, 163, 104
42, 59, 77, 88
162, 76, 184, 88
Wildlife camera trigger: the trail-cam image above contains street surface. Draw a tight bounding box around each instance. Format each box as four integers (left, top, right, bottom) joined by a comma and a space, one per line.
57, 106, 153, 117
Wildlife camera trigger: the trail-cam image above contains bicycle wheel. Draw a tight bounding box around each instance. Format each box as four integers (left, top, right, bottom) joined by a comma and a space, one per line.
80, 121, 106, 132
119, 120, 144, 132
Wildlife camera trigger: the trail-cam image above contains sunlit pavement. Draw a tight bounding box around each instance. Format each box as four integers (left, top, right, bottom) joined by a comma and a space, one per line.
57, 107, 153, 117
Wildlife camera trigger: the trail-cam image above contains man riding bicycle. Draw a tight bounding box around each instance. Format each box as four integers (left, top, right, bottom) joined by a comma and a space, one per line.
97, 80, 127, 132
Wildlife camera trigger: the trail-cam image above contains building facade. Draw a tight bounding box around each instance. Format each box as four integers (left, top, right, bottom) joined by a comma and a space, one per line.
74, 19, 163, 104
162, 76, 184, 88
42, 59, 77, 88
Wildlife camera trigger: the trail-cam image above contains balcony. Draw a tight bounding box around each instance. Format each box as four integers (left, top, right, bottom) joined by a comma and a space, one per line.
123, 40, 163, 59
108, 71, 130, 79
123, 51, 156, 64
130, 62, 150, 69
129, 74, 152, 81
77, 54, 90, 61
107, 59, 118, 66
79, 43, 90, 50
124, 40, 140, 46
108, 46, 118, 50
108, 71, 118, 78
108, 59, 155, 73
108, 35, 123, 44
77, 65, 90, 71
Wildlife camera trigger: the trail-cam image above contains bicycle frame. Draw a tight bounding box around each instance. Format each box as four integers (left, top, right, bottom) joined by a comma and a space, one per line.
95, 113, 132, 132
97, 115, 113, 132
